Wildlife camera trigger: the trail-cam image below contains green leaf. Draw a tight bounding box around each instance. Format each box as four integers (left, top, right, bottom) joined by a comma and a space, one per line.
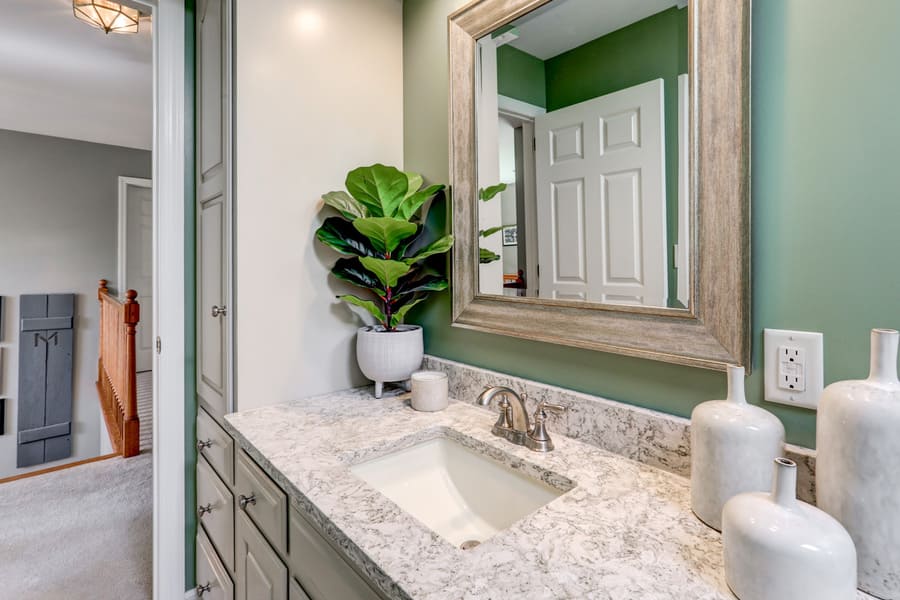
398, 184, 445, 221
353, 217, 418, 255
393, 272, 448, 298
479, 225, 504, 238
331, 257, 384, 295
479, 248, 501, 264
345, 164, 409, 218
403, 171, 423, 199
337, 294, 386, 325
479, 183, 507, 202
359, 257, 411, 289
321, 191, 368, 219
315, 217, 379, 258
402, 234, 453, 264
390, 296, 429, 328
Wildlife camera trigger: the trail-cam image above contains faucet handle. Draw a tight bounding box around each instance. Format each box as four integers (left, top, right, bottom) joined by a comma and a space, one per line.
525, 401, 567, 453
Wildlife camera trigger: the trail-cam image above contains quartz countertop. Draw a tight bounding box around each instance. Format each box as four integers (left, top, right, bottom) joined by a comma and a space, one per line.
224, 389, 871, 600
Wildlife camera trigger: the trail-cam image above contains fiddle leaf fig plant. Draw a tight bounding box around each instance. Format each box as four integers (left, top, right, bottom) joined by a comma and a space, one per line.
315, 164, 452, 331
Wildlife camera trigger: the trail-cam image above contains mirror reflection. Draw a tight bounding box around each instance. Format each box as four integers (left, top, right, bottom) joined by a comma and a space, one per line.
476, 0, 689, 308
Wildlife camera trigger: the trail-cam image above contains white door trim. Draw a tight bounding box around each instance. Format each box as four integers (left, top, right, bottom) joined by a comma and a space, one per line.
131, 0, 188, 598
116, 176, 153, 295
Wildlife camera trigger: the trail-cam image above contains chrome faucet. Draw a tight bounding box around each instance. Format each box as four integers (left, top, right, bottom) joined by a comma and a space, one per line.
477, 386, 566, 452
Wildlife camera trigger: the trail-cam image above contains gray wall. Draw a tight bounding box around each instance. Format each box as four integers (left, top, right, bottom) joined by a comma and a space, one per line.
0, 129, 151, 478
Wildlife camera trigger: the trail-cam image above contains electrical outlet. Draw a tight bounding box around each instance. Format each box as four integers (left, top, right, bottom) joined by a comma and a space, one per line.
764, 329, 823, 409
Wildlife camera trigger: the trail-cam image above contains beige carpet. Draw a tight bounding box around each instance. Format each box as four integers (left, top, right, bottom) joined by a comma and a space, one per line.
0, 447, 153, 599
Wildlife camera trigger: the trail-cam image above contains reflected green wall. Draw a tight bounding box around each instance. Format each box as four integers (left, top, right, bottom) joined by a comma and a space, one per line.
497, 46, 546, 108
403, 0, 900, 448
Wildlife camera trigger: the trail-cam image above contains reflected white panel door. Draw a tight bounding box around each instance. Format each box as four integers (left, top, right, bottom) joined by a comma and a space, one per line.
197, 0, 232, 419
118, 176, 153, 372
535, 78, 667, 305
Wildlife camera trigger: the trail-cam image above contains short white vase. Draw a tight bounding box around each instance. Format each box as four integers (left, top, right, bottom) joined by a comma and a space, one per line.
690, 365, 785, 531
356, 325, 424, 399
722, 457, 857, 600
817, 328, 900, 599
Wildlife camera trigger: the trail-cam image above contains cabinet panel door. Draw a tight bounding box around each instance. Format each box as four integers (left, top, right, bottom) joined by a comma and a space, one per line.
197, 407, 235, 485
289, 578, 311, 600
236, 450, 287, 554
197, 529, 234, 600
196, 0, 232, 419
197, 456, 235, 572
236, 511, 287, 600
288, 507, 383, 600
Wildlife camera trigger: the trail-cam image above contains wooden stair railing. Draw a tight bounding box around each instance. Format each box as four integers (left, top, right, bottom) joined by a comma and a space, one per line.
96, 279, 141, 458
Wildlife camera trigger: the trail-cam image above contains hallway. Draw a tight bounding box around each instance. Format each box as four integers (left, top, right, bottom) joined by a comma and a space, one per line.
0, 371, 154, 599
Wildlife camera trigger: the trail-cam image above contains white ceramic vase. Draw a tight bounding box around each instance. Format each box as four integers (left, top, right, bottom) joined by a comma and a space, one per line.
356, 325, 424, 399
690, 365, 785, 531
817, 328, 900, 600
722, 457, 857, 600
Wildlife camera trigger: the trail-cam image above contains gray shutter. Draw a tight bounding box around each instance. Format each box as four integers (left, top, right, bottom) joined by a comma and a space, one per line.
17, 294, 75, 467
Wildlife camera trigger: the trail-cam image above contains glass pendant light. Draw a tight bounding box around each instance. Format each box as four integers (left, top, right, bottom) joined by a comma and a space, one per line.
73, 0, 141, 35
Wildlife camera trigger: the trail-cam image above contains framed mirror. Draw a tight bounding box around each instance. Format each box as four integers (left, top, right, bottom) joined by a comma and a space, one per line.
449, 0, 750, 371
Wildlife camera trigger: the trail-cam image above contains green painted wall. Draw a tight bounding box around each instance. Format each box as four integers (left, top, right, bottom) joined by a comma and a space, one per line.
184, 0, 197, 588
403, 0, 900, 449
497, 45, 546, 108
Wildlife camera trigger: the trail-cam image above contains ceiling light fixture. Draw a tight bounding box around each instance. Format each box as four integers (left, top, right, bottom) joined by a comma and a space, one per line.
73, 0, 141, 35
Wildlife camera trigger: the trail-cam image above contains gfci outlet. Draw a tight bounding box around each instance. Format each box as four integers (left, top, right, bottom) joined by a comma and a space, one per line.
764, 329, 824, 409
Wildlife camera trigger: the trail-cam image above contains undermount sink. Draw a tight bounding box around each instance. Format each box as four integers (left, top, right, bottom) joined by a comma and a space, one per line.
350, 434, 571, 548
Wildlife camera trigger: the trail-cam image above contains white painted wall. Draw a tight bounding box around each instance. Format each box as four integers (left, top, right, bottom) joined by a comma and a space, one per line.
235, 0, 404, 409
0, 130, 151, 478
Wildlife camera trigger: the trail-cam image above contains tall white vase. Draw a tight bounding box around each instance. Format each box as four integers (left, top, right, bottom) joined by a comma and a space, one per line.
817, 328, 900, 599
690, 365, 785, 530
722, 458, 858, 600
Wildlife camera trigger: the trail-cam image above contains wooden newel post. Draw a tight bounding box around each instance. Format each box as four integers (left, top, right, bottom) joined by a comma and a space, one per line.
122, 290, 140, 457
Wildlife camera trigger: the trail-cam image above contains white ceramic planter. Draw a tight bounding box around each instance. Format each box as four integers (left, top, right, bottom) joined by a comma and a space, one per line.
690, 365, 785, 531
817, 328, 900, 599
356, 325, 424, 398
722, 458, 858, 600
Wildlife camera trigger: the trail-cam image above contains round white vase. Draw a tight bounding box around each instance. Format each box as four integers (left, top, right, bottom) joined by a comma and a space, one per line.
817, 328, 900, 600
356, 325, 424, 399
690, 365, 785, 531
722, 457, 857, 600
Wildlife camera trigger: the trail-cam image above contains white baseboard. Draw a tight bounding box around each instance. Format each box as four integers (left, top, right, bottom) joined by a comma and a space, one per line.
184, 590, 197, 600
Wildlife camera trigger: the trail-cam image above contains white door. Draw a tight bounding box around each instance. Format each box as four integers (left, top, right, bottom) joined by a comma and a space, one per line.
197, 0, 232, 419
535, 78, 668, 305
118, 176, 153, 372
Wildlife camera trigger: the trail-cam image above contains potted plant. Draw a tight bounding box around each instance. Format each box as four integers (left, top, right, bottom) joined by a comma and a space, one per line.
315, 164, 452, 398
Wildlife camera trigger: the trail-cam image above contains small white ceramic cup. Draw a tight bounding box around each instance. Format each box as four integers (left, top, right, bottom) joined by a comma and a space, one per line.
410, 370, 449, 412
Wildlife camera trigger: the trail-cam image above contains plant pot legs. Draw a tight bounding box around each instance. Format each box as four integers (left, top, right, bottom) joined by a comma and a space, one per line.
403, 379, 412, 392
374, 381, 384, 399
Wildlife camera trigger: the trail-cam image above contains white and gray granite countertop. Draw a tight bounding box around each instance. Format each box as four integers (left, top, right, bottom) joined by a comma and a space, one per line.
224, 388, 872, 600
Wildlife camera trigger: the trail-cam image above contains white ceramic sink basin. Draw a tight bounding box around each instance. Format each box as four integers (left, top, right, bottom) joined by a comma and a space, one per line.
350, 436, 568, 547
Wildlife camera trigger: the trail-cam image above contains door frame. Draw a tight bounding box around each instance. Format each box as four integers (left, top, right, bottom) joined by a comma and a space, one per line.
130, 0, 189, 598
116, 175, 153, 296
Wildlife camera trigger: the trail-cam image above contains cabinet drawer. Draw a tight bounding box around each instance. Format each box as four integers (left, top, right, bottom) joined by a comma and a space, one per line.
197, 529, 234, 600
197, 407, 235, 485
197, 456, 235, 573
236, 450, 287, 554
236, 511, 288, 600
289, 578, 311, 600
288, 507, 383, 600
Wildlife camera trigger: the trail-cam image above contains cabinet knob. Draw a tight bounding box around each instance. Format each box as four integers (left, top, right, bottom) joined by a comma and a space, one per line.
197, 503, 213, 518
196, 582, 211, 597
197, 439, 213, 452
238, 493, 257, 510
211, 305, 227, 318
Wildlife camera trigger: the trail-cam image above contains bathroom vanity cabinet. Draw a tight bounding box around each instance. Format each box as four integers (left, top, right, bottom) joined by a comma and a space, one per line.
194, 407, 385, 600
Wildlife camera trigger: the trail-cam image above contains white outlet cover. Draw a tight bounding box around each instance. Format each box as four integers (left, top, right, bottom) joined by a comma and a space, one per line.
764, 329, 824, 410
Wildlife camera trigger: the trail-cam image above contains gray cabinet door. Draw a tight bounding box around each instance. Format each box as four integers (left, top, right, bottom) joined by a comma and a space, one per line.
197, 529, 234, 600
236, 511, 287, 600
196, 0, 232, 420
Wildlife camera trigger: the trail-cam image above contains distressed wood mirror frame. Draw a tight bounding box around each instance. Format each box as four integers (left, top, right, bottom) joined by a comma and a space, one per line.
449, 0, 750, 371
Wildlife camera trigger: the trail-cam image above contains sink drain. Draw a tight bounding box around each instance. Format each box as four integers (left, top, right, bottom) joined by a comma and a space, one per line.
460, 540, 481, 550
